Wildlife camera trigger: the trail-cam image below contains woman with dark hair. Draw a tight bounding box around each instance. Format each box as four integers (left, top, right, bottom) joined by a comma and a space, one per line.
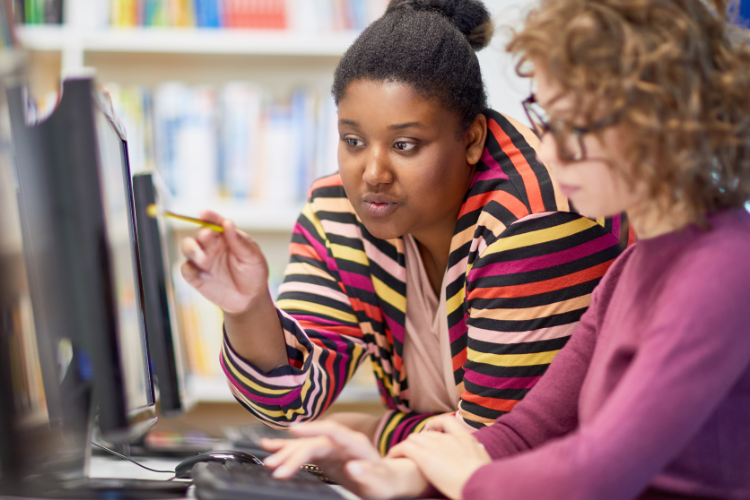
181, 0, 630, 458
261, 0, 750, 498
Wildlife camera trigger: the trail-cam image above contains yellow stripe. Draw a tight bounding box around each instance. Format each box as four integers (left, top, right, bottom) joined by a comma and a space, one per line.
370, 361, 392, 392
470, 294, 591, 321
446, 286, 465, 315
301, 204, 329, 243
276, 299, 358, 324
330, 243, 369, 266
284, 262, 336, 281
313, 197, 356, 214
467, 348, 560, 367
372, 276, 406, 313
223, 350, 292, 396
379, 413, 404, 455
484, 217, 597, 255
596, 217, 606, 228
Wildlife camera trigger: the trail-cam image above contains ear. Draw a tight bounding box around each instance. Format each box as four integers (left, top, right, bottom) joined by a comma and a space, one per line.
465, 113, 487, 166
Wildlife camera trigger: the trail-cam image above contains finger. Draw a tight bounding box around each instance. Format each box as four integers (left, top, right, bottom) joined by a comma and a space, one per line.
199, 210, 226, 225
180, 237, 209, 270
424, 414, 474, 439
260, 437, 290, 452
195, 226, 221, 248
180, 260, 204, 285
289, 422, 381, 462
222, 219, 259, 259
423, 413, 457, 433
386, 438, 432, 461
264, 437, 338, 479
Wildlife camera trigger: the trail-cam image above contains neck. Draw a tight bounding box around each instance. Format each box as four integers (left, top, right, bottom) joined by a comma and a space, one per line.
628, 198, 693, 240
411, 210, 459, 295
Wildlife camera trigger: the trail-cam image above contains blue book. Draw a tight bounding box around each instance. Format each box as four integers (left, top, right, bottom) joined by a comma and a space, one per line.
195, 0, 220, 28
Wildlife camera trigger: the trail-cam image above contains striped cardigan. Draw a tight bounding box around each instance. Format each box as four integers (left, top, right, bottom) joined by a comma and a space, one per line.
221, 109, 634, 453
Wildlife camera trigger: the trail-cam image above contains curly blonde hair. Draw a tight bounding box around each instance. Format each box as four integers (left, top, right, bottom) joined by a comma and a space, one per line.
508, 0, 750, 221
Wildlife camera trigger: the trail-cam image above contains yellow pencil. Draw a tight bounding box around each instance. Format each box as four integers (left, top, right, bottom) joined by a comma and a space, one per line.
146, 204, 224, 233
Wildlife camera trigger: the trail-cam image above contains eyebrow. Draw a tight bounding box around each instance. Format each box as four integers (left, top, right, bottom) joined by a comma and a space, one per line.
338, 119, 426, 130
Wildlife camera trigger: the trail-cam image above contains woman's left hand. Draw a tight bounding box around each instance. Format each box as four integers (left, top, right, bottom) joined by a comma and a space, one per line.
387, 415, 492, 500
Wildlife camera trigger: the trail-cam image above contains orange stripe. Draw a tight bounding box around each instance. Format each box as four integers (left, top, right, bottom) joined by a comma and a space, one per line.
462, 391, 520, 413
350, 298, 383, 323
469, 259, 615, 300
488, 118, 546, 213
628, 225, 637, 246
311, 174, 343, 190
289, 242, 322, 261
301, 323, 362, 338
323, 346, 337, 411
452, 347, 467, 373
459, 190, 529, 220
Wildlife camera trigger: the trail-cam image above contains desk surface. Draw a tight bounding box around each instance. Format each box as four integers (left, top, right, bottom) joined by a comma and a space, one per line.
89, 455, 362, 500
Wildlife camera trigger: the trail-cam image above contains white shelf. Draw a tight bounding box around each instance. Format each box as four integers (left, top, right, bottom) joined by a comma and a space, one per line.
17, 25, 358, 56
166, 201, 304, 233
188, 375, 380, 404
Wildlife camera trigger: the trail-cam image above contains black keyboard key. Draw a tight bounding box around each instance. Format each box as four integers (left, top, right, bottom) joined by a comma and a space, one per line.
193, 460, 345, 500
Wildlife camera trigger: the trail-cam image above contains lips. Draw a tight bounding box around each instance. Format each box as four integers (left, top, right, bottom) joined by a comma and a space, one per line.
557, 182, 580, 198
362, 196, 399, 218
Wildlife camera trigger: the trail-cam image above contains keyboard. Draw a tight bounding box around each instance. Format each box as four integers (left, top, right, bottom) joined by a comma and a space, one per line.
192, 460, 345, 500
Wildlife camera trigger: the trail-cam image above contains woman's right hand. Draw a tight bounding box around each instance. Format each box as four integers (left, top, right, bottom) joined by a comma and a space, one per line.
180, 210, 269, 315
261, 421, 428, 500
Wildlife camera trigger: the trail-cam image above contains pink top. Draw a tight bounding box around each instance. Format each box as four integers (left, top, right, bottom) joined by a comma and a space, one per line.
401, 234, 458, 414
464, 208, 750, 500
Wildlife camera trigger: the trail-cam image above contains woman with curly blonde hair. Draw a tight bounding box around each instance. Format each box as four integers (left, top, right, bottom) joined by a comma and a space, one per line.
260, 0, 750, 498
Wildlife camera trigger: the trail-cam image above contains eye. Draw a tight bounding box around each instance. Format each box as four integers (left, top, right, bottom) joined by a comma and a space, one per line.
394, 141, 417, 152
343, 137, 364, 147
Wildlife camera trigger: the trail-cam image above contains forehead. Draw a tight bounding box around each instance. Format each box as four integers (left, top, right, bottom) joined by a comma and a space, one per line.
338, 79, 459, 127
533, 63, 578, 117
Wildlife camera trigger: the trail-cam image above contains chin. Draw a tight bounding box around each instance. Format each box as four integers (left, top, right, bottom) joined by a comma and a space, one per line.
359, 218, 405, 240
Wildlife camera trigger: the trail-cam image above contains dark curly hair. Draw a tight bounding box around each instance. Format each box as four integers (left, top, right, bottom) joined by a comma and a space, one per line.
508, 0, 750, 222
332, 0, 494, 132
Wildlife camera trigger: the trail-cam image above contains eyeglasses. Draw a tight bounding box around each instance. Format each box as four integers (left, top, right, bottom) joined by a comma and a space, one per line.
522, 94, 616, 162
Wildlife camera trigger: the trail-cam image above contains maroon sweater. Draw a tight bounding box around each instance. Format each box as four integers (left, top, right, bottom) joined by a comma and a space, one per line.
464, 208, 750, 500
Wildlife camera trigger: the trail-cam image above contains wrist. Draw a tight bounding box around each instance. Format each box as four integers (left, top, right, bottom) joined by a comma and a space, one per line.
223, 287, 273, 321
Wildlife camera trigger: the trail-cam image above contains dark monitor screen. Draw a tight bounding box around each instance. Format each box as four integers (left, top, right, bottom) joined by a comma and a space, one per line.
7, 77, 157, 451
95, 101, 154, 418
132, 172, 190, 417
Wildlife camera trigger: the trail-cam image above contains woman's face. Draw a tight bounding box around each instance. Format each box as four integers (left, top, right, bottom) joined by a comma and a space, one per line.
534, 65, 645, 219
337, 79, 483, 241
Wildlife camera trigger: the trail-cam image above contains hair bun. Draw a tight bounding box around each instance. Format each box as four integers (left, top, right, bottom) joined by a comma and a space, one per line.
386, 0, 493, 50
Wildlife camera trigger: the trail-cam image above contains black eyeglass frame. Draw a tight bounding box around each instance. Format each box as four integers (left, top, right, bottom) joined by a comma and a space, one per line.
522, 93, 618, 162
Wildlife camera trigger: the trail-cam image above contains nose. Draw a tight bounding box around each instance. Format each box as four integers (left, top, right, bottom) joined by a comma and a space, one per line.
362, 145, 393, 186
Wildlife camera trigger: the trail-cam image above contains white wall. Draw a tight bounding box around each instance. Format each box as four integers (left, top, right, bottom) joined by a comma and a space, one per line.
476, 0, 536, 121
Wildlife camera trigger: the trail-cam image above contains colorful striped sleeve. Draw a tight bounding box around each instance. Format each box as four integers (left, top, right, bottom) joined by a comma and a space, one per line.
220, 203, 370, 427
460, 210, 623, 427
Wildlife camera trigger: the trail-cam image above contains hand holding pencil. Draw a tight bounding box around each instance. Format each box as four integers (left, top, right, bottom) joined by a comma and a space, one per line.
177, 209, 270, 316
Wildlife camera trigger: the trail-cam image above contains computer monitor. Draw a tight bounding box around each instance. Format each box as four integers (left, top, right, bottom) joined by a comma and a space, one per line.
7, 76, 157, 449
132, 171, 191, 417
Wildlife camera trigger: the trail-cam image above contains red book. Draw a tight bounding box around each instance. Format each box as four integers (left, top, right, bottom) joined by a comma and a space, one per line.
224, 0, 287, 29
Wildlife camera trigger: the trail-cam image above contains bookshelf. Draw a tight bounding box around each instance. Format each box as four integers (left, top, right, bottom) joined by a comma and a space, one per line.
17, 25, 359, 57
16, 0, 533, 411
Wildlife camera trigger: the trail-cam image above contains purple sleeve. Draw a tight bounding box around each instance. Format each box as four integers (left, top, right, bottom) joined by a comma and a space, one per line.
462, 248, 750, 500
471, 298, 598, 459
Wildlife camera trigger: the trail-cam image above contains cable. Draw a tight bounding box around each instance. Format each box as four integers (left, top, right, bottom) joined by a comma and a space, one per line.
92, 442, 176, 476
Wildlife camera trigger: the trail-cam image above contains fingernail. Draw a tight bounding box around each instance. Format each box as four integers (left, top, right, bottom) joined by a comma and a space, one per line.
264, 455, 278, 466
347, 462, 364, 476
272, 466, 290, 478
